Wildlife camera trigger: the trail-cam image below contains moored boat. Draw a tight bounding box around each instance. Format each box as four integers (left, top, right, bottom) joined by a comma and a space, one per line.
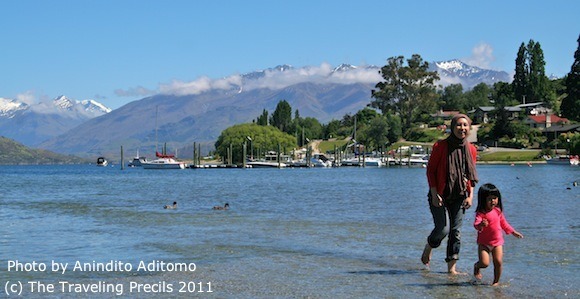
247, 151, 290, 168
142, 152, 186, 169
96, 157, 108, 167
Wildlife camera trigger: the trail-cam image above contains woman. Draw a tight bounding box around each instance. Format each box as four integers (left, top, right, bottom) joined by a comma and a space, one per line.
421, 114, 478, 274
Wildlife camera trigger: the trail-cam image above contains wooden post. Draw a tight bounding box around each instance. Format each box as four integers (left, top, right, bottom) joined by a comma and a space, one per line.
192, 142, 196, 168
243, 142, 247, 168
278, 143, 281, 168
121, 146, 124, 170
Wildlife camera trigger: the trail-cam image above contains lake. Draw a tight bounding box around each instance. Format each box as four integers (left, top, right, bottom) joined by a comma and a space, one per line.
1, 164, 578, 298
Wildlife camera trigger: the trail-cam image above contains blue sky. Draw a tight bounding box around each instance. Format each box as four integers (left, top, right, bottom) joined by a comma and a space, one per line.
1, 1, 578, 109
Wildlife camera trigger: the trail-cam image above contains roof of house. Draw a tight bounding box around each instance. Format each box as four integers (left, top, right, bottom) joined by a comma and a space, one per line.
527, 114, 569, 124
543, 123, 580, 133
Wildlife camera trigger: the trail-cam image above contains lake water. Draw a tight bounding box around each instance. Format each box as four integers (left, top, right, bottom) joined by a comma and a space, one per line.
1, 164, 578, 298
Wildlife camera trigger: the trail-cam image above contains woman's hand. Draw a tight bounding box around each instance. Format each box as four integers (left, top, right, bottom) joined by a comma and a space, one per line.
463, 195, 473, 210
430, 189, 443, 207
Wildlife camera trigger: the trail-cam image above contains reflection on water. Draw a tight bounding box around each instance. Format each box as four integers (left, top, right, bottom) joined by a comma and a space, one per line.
1, 164, 578, 298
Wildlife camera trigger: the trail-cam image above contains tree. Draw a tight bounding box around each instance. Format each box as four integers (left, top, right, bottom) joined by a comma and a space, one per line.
511, 40, 555, 107
528, 40, 555, 107
214, 123, 296, 163
323, 119, 342, 139
269, 100, 292, 133
464, 83, 492, 111
562, 34, 580, 121
439, 84, 465, 111
513, 43, 528, 103
370, 54, 439, 131
256, 109, 268, 126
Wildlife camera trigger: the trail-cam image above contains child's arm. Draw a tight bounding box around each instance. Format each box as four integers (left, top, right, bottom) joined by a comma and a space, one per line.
498, 210, 523, 238
511, 230, 524, 239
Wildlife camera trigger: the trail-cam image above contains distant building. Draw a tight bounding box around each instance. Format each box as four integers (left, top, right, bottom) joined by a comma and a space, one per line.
469, 102, 551, 125
542, 123, 580, 141
524, 114, 569, 130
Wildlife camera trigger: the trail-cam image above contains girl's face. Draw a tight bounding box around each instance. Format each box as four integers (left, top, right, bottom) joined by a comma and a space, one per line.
485, 195, 498, 211
452, 117, 470, 139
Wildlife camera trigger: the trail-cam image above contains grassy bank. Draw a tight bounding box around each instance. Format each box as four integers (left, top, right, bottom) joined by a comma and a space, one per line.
316, 139, 544, 163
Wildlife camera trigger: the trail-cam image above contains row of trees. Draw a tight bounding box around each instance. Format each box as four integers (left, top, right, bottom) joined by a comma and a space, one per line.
215, 35, 580, 162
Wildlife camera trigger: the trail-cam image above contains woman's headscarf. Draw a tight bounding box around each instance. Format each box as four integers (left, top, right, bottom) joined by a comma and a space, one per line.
445, 114, 479, 198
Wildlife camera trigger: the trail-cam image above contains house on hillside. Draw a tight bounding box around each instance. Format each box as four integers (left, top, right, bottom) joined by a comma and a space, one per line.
543, 123, 580, 141
470, 106, 521, 124
469, 102, 551, 125
523, 114, 569, 130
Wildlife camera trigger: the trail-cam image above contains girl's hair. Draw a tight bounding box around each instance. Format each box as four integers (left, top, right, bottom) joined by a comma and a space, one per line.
476, 183, 503, 212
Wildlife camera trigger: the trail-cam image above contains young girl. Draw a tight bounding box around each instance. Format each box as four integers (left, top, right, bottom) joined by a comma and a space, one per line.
473, 183, 523, 286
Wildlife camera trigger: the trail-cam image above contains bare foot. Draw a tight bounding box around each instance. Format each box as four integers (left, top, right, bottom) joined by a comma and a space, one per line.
448, 269, 467, 275
473, 262, 482, 280
491, 282, 500, 287
421, 244, 432, 266
446, 260, 467, 275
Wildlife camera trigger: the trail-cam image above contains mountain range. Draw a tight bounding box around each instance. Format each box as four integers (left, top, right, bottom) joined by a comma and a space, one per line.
0, 95, 111, 147
0, 60, 511, 159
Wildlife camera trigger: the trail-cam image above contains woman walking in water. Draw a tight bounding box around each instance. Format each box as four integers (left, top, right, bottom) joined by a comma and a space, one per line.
421, 114, 479, 274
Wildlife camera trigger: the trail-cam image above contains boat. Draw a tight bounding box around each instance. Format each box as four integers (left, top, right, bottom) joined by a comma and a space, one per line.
96, 157, 108, 167
545, 155, 579, 166
141, 106, 186, 170
341, 156, 384, 167
142, 152, 186, 169
310, 153, 333, 167
128, 151, 148, 167
247, 151, 290, 168
389, 154, 429, 167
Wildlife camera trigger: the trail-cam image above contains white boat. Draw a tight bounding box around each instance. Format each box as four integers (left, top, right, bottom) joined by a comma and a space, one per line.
363, 157, 383, 167
128, 150, 148, 167
341, 156, 383, 167
311, 154, 333, 167
389, 154, 429, 167
142, 152, 186, 169
247, 152, 290, 168
96, 157, 108, 167
128, 156, 148, 167
142, 107, 186, 170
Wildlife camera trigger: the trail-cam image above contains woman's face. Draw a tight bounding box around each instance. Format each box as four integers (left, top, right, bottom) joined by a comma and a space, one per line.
452, 117, 470, 139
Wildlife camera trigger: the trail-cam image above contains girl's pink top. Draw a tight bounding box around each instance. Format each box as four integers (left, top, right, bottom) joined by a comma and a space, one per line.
474, 207, 514, 247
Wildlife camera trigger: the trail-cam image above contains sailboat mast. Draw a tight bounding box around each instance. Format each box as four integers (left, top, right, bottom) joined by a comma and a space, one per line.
154, 106, 159, 154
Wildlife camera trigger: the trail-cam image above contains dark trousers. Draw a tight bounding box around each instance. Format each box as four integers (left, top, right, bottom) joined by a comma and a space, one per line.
426, 194, 465, 262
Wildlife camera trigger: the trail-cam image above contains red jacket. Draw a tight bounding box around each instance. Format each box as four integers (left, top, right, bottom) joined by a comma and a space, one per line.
426, 139, 478, 196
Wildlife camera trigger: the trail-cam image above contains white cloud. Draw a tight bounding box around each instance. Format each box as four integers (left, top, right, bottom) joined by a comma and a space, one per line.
463, 43, 495, 69
240, 63, 381, 92
116, 63, 382, 98
158, 75, 243, 96
15, 91, 38, 105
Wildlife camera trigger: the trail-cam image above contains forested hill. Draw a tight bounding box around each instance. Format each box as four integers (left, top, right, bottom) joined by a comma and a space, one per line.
0, 136, 89, 165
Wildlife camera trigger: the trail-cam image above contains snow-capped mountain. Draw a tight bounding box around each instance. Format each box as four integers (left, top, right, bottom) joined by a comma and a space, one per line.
0, 95, 111, 146
0, 97, 28, 118
51, 95, 112, 115
431, 59, 511, 88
